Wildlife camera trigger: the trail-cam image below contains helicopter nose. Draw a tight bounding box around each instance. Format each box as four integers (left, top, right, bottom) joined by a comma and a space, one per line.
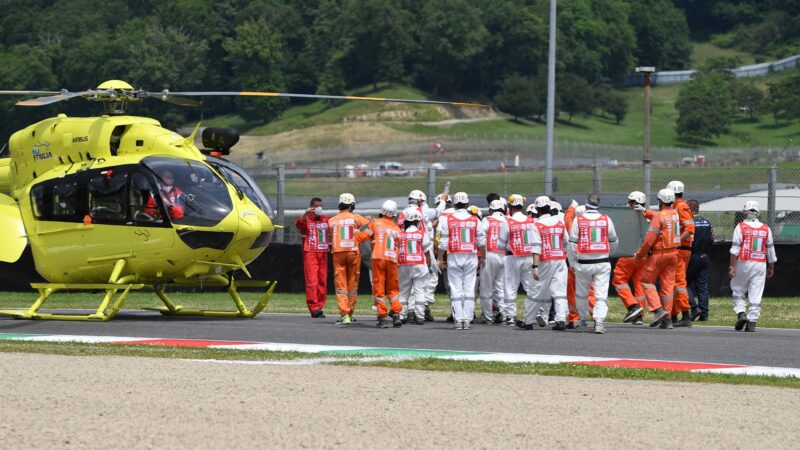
237, 210, 263, 245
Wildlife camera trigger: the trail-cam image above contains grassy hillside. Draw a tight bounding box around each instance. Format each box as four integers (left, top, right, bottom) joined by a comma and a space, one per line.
202, 85, 452, 136
198, 51, 800, 151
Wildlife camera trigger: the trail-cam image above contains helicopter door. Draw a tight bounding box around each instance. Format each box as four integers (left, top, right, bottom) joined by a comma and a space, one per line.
83, 170, 133, 260
129, 171, 174, 257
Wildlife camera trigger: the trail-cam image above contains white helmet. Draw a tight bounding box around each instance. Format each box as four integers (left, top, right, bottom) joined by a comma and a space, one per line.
534, 196, 550, 208
488, 200, 505, 211
550, 200, 562, 213
402, 206, 423, 222
339, 193, 355, 205
508, 194, 526, 207
381, 200, 398, 217
628, 191, 646, 205
526, 204, 537, 214
657, 188, 675, 204
453, 192, 469, 205
667, 180, 684, 194
743, 200, 760, 213
408, 190, 426, 203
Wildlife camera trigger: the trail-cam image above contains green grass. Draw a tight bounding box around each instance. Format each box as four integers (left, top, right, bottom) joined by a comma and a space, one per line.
1, 291, 798, 329
691, 41, 759, 67
345, 358, 800, 388
1, 339, 796, 388
0, 339, 313, 361
391, 79, 800, 148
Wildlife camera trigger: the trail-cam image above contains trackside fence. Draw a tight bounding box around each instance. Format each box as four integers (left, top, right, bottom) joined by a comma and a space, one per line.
255, 165, 800, 245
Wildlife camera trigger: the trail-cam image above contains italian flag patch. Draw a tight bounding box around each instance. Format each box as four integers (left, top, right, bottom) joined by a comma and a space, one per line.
340, 226, 353, 240
551, 234, 561, 249
386, 236, 396, 250
523, 229, 535, 245
461, 229, 472, 243
752, 237, 764, 251
407, 240, 419, 254
590, 228, 603, 243
673, 221, 680, 236
317, 229, 326, 242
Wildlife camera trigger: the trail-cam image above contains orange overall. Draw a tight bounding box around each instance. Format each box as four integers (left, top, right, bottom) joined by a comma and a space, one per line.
636, 207, 680, 312
673, 199, 695, 315
613, 209, 654, 310
613, 257, 646, 309
564, 206, 595, 323
357, 217, 402, 318
328, 211, 370, 317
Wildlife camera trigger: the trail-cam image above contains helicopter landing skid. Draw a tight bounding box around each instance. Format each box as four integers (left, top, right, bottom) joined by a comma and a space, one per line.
0, 283, 145, 321
143, 277, 277, 318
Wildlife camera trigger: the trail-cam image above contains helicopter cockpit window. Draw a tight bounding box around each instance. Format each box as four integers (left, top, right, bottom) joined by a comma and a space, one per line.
130, 172, 165, 225
142, 156, 232, 227
216, 165, 271, 215
207, 157, 275, 219
30, 180, 81, 222
88, 171, 128, 223
52, 182, 79, 218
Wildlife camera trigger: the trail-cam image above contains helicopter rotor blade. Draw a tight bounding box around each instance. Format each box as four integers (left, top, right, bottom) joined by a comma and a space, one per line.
164, 91, 489, 108
0, 90, 61, 96
143, 91, 202, 107
13, 90, 108, 107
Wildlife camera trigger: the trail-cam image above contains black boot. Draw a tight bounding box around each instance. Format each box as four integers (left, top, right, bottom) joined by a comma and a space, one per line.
690, 307, 702, 321
650, 307, 668, 327
735, 312, 747, 331
424, 305, 434, 322
623, 304, 644, 323
674, 311, 692, 327
745, 321, 756, 332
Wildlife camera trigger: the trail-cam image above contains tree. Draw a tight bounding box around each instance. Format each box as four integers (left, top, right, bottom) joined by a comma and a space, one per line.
494, 74, 540, 120
733, 81, 765, 120
475, 0, 547, 96
606, 93, 628, 125
766, 76, 800, 125
625, 0, 691, 69
340, 0, 416, 89
557, 73, 594, 122
223, 18, 290, 123
556, 0, 636, 84
675, 71, 734, 144
413, 0, 489, 95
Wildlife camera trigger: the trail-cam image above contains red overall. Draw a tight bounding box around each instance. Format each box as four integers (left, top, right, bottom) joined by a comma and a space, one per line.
296, 213, 330, 315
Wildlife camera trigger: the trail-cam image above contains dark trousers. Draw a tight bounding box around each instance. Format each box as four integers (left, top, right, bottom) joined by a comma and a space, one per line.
686, 253, 710, 315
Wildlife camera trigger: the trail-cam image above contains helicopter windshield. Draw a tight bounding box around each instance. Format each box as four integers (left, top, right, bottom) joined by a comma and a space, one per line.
206, 156, 274, 219
141, 156, 232, 227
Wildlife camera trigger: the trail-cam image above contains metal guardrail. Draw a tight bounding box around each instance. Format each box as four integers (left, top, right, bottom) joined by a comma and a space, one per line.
622, 54, 800, 86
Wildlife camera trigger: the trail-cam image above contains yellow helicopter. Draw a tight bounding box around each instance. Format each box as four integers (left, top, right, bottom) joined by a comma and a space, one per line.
0, 80, 485, 321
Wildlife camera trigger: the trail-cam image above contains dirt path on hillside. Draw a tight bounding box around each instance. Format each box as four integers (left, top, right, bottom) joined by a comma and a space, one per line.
1, 353, 797, 449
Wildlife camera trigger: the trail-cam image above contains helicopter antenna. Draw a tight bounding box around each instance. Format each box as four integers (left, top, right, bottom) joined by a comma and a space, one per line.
0, 142, 7, 157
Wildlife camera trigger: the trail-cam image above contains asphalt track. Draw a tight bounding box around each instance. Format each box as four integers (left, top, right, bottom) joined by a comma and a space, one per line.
1, 311, 798, 368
